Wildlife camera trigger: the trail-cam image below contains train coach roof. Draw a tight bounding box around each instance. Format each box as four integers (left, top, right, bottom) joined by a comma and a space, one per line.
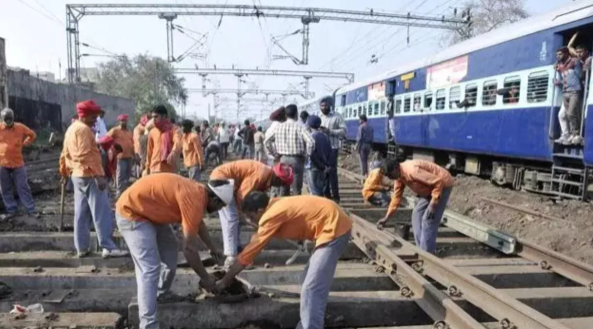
336, 0, 593, 95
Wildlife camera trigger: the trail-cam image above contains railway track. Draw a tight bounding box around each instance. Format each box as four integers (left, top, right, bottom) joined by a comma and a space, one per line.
0, 158, 591, 328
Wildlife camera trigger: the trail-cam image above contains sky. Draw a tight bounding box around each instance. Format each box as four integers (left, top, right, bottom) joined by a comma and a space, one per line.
0, 0, 573, 121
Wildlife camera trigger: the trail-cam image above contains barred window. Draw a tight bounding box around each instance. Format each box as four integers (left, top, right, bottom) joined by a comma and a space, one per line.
403, 96, 411, 113
503, 76, 521, 104
436, 89, 446, 110
374, 102, 380, 116
380, 100, 386, 115
449, 86, 461, 109
424, 92, 433, 110
527, 71, 549, 103
395, 98, 402, 114
465, 84, 478, 108
353, 106, 358, 117
413, 94, 422, 112
482, 80, 498, 106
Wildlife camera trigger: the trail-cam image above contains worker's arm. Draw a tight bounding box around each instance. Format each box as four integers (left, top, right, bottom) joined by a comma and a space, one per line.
568, 32, 579, 57
59, 147, 70, 178
21, 124, 37, 146
145, 132, 153, 174
377, 180, 404, 228
197, 220, 223, 262
194, 135, 205, 168
182, 231, 216, 291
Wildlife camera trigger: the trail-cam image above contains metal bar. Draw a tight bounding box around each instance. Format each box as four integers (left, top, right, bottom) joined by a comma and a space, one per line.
175, 67, 354, 81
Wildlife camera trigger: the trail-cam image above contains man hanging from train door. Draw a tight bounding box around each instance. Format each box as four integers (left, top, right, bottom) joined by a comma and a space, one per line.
319, 96, 347, 203
554, 46, 583, 145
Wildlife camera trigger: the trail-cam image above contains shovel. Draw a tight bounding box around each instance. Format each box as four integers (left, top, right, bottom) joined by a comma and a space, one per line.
59, 180, 66, 232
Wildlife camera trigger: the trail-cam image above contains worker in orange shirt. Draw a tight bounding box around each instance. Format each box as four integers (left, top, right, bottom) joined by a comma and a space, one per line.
216, 192, 352, 329
115, 175, 232, 329
59, 100, 128, 259
361, 167, 392, 207
376, 159, 454, 253
108, 114, 134, 198
133, 115, 148, 178
0, 108, 37, 219
210, 160, 293, 267
145, 105, 180, 175
180, 119, 204, 181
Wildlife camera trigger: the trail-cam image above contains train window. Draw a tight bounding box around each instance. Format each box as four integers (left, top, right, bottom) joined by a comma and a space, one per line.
424, 92, 433, 110
340, 95, 346, 107
380, 100, 386, 115
403, 96, 411, 113
527, 71, 549, 103
363, 104, 368, 116
482, 80, 498, 106
353, 106, 358, 117
503, 76, 521, 104
436, 89, 446, 110
413, 94, 422, 112
374, 102, 379, 116
465, 84, 478, 108
395, 98, 402, 114
449, 86, 461, 109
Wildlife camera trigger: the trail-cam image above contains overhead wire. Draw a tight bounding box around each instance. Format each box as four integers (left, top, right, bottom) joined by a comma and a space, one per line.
15, 0, 64, 26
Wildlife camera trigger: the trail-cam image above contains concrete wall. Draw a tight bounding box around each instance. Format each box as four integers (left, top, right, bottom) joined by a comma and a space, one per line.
7, 69, 136, 132
0, 37, 7, 109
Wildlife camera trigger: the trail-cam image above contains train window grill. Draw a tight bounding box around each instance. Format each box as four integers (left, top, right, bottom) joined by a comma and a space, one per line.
465, 84, 478, 108
413, 94, 422, 112
482, 80, 498, 106
403, 96, 411, 113
353, 107, 358, 118
449, 86, 461, 109
527, 71, 549, 103
395, 98, 402, 114
374, 102, 380, 116
341, 95, 346, 107
380, 101, 386, 115
357, 105, 362, 117
424, 92, 433, 110
503, 76, 521, 104
436, 89, 446, 110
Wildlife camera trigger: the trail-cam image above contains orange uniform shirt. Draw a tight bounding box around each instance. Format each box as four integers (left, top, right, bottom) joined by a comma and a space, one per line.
210, 160, 272, 206
133, 124, 145, 155
116, 173, 207, 236
387, 160, 454, 217
181, 132, 204, 168
107, 127, 134, 159
361, 168, 390, 201
146, 128, 180, 174
0, 123, 36, 168
59, 120, 105, 178
237, 196, 353, 266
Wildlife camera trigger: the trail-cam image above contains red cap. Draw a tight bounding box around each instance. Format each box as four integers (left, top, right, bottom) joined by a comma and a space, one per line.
272, 163, 294, 186
117, 114, 129, 121
76, 100, 101, 118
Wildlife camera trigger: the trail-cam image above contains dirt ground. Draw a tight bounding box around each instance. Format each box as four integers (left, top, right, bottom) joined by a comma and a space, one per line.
339, 153, 593, 266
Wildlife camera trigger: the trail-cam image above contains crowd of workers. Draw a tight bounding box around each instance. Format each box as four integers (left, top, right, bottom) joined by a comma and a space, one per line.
0, 94, 455, 329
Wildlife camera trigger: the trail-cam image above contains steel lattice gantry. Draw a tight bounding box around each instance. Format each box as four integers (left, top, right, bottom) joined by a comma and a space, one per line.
65, 3, 470, 83
186, 88, 314, 98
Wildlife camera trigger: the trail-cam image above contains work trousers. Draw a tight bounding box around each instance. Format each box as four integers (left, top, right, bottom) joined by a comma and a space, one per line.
0, 166, 35, 214
218, 196, 241, 256
116, 214, 178, 329
116, 158, 133, 198
367, 191, 391, 207
242, 144, 255, 160
280, 155, 305, 196
358, 143, 372, 177
559, 91, 583, 137
412, 187, 452, 254
233, 139, 243, 154
72, 177, 118, 253
307, 168, 326, 197
323, 149, 340, 203
254, 146, 265, 163
187, 165, 201, 182
297, 231, 351, 329
220, 142, 229, 160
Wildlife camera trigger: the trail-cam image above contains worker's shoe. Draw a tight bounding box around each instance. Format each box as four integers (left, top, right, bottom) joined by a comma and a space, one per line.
77, 250, 91, 258
223, 256, 237, 269
0, 213, 15, 221
571, 135, 584, 145
102, 248, 129, 259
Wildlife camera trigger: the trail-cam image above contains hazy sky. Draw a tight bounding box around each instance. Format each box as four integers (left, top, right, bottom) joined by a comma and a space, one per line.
0, 0, 572, 121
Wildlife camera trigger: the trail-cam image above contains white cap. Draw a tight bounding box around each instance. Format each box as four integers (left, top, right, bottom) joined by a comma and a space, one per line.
208, 179, 235, 205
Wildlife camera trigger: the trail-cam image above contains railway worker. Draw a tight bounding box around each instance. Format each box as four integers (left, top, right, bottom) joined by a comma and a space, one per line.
133, 115, 149, 177
210, 160, 293, 267
180, 119, 204, 182
107, 114, 134, 198
376, 158, 454, 254
318, 96, 347, 204
356, 114, 374, 177
216, 192, 352, 329
253, 126, 266, 163
238, 119, 255, 159
59, 100, 127, 258
306, 115, 331, 197
265, 104, 315, 196
204, 139, 222, 168
145, 105, 180, 175
115, 175, 232, 329
361, 167, 392, 207
0, 108, 37, 219
554, 46, 583, 145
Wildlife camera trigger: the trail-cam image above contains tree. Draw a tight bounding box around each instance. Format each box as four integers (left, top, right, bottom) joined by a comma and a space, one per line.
447, 0, 529, 45
95, 54, 188, 119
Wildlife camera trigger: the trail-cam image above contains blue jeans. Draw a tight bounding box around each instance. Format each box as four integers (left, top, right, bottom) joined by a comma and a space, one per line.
307, 168, 326, 197
187, 165, 201, 182
323, 149, 340, 203
116, 158, 133, 198
218, 197, 241, 256
0, 166, 35, 214
242, 144, 255, 159
359, 143, 372, 176
72, 177, 118, 253
298, 231, 351, 329
281, 155, 305, 196
116, 214, 178, 329
412, 187, 452, 254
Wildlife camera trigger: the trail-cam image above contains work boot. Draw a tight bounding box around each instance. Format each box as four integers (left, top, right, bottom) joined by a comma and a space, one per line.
102, 248, 129, 259
571, 135, 584, 145
77, 250, 91, 258
223, 256, 237, 269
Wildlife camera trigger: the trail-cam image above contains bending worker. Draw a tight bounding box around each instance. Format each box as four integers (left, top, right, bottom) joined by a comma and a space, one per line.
376, 159, 454, 254
210, 160, 293, 267
115, 174, 233, 329
216, 192, 352, 329
361, 167, 392, 207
